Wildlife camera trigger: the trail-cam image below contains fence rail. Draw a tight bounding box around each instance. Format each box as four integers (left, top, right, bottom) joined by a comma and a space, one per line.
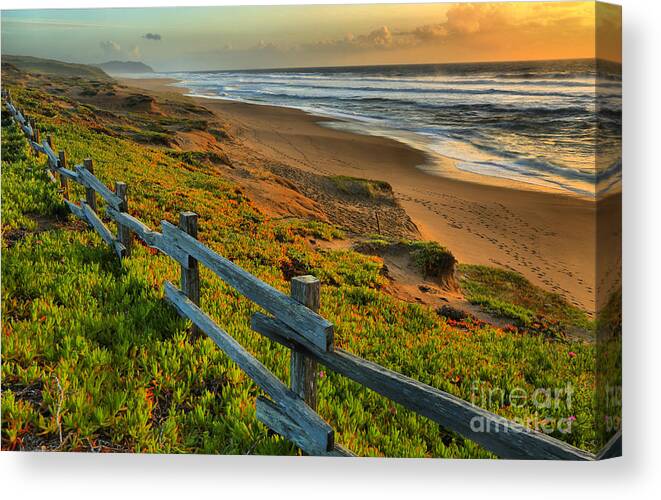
2, 87, 617, 460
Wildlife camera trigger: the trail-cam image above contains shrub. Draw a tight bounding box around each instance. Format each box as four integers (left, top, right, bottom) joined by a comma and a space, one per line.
406, 241, 457, 288
329, 175, 392, 199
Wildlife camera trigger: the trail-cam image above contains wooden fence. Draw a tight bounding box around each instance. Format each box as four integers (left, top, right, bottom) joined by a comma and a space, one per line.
2, 88, 619, 460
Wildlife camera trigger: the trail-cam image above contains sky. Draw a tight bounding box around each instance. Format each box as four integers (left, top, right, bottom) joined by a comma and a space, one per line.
1, 2, 621, 72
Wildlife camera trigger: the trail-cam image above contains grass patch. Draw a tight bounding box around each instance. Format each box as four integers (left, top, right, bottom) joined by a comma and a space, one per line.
132, 129, 172, 146
3, 55, 111, 81
405, 240, 456, 279
353, 236, 391, 255
167, 150, 232, 167
459, 264, 594, 334
329, 175, 392, 199
274, 218, 345, 242
1, 121, 67, 234
209, 127, 233, 142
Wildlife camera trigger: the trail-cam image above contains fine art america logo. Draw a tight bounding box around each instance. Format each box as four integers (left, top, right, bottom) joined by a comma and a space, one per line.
469, 382, 577, 434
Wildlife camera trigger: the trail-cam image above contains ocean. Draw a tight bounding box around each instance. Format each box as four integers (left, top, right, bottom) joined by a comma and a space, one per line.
166, 59, 621, 198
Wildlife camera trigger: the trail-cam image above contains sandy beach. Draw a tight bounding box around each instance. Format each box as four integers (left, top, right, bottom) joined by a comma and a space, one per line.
120, 77, 610, 313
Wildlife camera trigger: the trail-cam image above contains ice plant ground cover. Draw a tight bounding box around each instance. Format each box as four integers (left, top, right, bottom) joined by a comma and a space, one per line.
1, 79, 598, 457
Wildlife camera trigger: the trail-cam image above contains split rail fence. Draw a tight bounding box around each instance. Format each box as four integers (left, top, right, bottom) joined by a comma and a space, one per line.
2, 88, 618, 460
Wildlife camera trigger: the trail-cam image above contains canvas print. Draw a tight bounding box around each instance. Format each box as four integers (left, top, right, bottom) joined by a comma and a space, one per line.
0, 1, 621, 459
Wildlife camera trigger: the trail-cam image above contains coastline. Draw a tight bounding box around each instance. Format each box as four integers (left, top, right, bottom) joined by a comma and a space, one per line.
120, 76, 606, 312
142, 77, 600, 199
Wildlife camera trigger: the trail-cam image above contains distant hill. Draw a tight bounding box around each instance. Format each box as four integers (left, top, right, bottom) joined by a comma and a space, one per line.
2, 55, 111, 81
97, 61, 154, 74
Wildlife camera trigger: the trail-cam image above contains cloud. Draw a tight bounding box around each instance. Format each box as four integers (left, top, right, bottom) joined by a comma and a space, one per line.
99, 39, 142, 60
396, 4, 512, 44
362, 26, 394, 48
304, 5, 506, 52
306, 3, 576, 53
188, 2, 596, 66
407, 24, 449, 42
143, 33, 162, 41
444, 4, 487, 35
403, 3, 595, 44
307, 26, 406, 52
99, 40, 121, 55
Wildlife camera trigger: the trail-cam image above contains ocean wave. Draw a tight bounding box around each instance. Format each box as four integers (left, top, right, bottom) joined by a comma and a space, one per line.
241, 83, 598, 99
174, 59, 620, 198
191, 72, 615, 88
198, 87, 596, 116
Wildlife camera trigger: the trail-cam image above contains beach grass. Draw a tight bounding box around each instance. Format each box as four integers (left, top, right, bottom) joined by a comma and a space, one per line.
2, 78, 600, 457
3, 55, 112, 81
459, 264, 594, 335
329, 175, 392, 199
405, 240, 456, 279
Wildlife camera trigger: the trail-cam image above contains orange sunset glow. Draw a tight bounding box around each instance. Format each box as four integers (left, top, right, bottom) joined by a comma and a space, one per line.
2, 2, 621, 71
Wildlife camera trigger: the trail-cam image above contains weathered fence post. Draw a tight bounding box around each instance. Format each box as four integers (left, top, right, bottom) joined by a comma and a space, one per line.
28, 118, 36, 140
46, 135, 56, 165
290, 275, 320, 411
26, 117, 36, 155
58, 151, 69, 198
33, 122, 41, 146
83, 158, 97, 212
179, 211, 200, 336
115, 181, 132, 257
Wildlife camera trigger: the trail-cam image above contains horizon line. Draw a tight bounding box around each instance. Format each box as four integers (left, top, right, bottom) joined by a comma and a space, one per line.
1, 53, 622, 75
174, 56, 620, 75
